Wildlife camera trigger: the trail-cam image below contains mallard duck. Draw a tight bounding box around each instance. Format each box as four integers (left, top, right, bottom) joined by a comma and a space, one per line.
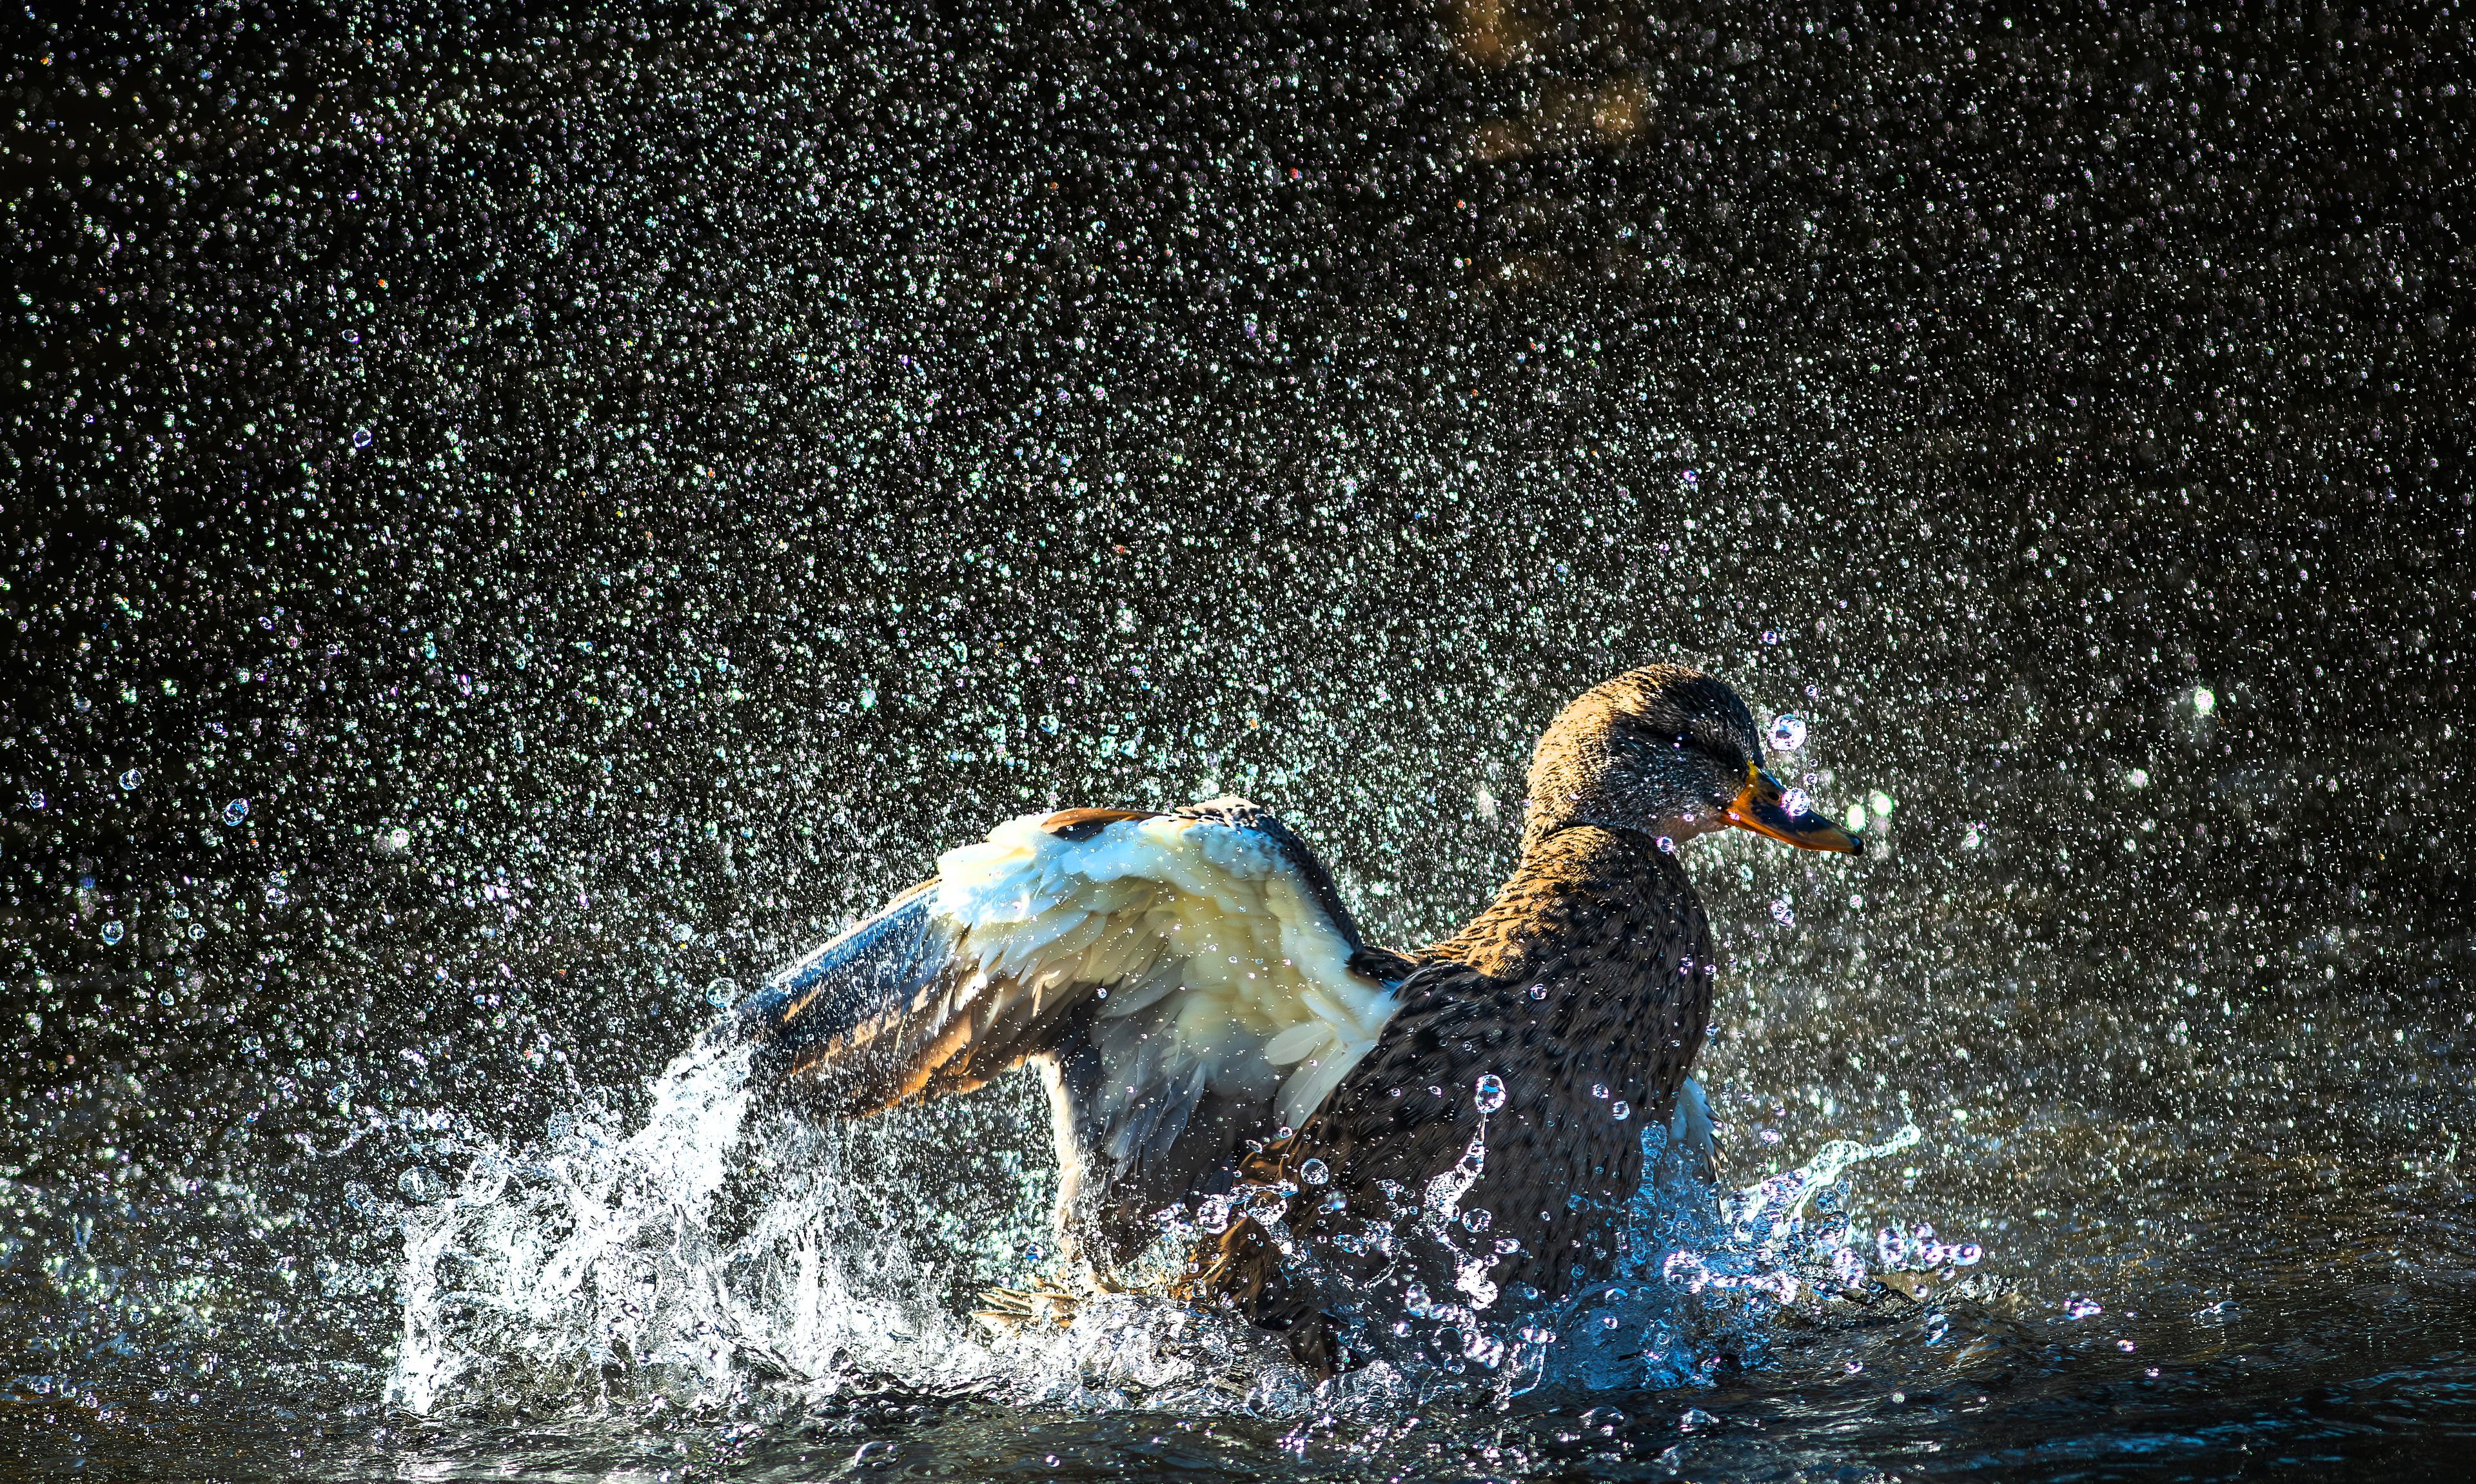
729, 664, 1858, 1369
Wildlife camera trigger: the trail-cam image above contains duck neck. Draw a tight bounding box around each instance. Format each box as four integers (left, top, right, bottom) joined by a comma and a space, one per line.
1422, 822, 1698, 980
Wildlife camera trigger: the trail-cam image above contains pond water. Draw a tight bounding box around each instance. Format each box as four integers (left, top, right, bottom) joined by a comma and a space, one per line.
5, 3, 2470, 1479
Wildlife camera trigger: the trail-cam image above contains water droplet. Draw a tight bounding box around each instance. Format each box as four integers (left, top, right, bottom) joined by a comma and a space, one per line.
1527, 983, 1548, 1000
2191, 686, 2216, 716
264, 886, 288, 906
671, 923, 694, 944
1767, 713, 1807, 752
25, 791, 44, 810
99, 921, 124, 945
705, 979, 736, 1008
118, 769, 141, 791
859, 687, 878, 710
1655, 835, 1675, 852
1782, 786, 1812, 817
1769, 896, 1796, 926
2064, 1298, 2103, 1319
1680, 469, 1698, 486
2117, 1338, 2137, 1352
1299, 1158, 1330, 1186
188, 923, 205, 941
222, 799, 249, 826
1461, 1207, 1492, 1231
1610, 1100, 1629, 1121
1473, 1073, 1507, 1112
352, 427, 373, 448
1591, 1082, 1609, 1100
1845, 801, 1869, 832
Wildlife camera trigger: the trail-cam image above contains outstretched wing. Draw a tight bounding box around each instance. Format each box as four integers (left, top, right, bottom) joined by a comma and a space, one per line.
731, 798, 1410, 1255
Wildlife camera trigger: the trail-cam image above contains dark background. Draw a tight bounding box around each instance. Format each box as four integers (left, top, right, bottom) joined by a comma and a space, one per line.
2, 0, 2470, 1476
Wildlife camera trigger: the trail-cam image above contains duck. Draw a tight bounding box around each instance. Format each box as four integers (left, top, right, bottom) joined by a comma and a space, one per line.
728, 663, 1859, 1371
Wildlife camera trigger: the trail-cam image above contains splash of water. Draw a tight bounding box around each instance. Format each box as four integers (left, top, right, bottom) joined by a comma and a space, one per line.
386, 1041, 1965, 1418
1498, 1119, 1941, 1396
386, 1038, 770, 1414
384, 1039, 1328, 1416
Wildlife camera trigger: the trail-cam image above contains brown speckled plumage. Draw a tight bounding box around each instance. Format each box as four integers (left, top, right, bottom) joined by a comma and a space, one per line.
1194, 826, 1715, 1357
1327, 828, 1709, 1269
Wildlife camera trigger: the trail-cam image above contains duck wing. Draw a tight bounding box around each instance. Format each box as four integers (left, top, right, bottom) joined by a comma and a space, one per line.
729, 798, 1410, 1258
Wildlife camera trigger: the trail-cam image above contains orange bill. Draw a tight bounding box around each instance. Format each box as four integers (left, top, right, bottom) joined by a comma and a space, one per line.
1722, 763, 1863, 854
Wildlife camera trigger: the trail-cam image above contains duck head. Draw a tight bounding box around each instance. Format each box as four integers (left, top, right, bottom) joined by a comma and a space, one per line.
1523, 664, 1862, 855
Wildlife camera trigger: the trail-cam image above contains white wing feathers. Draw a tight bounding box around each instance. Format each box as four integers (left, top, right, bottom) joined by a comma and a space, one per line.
736, 803, 1401, 1173
932, 811, 1395, 1132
